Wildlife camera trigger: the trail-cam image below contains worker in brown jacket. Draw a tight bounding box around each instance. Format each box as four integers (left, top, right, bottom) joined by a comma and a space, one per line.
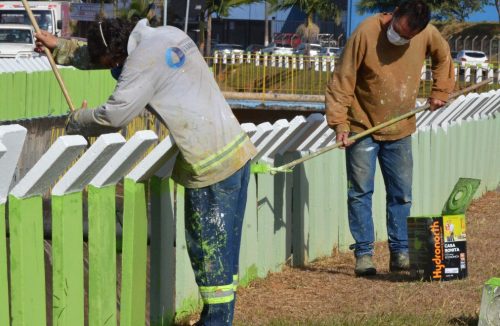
325, 0, 455, 276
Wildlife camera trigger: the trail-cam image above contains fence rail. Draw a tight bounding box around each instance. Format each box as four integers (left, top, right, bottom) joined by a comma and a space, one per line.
0, 89, 498, 325
1, 57, 499, 121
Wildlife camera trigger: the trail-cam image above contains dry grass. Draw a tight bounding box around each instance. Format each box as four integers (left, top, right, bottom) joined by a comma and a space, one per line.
181, 191, 500, 325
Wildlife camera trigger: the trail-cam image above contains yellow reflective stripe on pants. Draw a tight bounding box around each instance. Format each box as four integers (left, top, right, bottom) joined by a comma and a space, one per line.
233, 274, 239, 291
199, 283, 234, 304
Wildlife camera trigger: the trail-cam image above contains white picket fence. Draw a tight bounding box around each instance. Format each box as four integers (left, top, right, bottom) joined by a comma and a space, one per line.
213, 52, 500, 84
0, 89, 499, 325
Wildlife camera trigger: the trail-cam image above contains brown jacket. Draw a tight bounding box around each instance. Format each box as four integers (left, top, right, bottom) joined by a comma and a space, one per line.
325, 13, 455, 140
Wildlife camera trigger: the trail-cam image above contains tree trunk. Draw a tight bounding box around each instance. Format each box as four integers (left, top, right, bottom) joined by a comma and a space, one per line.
207, 13, 212, 57
496, 0, 500, 23
198, 13, 205, 54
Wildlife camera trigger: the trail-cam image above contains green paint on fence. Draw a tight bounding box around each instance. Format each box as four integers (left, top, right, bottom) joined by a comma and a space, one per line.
239, 264, 258, 288
149, 176, 176, 326
174, 184, 202, 314
51, 192, 84, 326
8, 195, 46, 326
0, 70, 116, 121
12, 73, 27, 121
121, 178, 148, 326
87, 185, 117, 326
175, 296, 202, 320
239, 175, 258, 283
0, 204, 10, 326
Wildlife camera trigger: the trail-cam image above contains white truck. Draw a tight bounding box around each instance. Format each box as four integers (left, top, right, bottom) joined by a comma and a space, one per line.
0, 1, 70, 37
0, 23, 36, 58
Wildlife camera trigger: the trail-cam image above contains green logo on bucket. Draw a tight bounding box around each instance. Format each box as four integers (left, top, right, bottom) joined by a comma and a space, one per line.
442, 178, 480, 215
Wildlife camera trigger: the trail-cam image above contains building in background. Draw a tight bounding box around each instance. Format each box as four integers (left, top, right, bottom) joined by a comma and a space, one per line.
210, 2, 347, 48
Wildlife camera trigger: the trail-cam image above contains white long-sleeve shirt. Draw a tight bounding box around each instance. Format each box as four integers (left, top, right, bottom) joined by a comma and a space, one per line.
74, 20, 256, 188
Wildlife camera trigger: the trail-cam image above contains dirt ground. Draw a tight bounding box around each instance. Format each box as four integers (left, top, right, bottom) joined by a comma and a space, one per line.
183, 191, 499, 325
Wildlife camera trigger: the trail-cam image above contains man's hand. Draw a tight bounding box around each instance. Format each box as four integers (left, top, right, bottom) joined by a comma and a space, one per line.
336, 131, 355, 148
65, 100, 121, 137
428, 97, 446, 111
65, 100, 88, 135
34, 30, 58, 52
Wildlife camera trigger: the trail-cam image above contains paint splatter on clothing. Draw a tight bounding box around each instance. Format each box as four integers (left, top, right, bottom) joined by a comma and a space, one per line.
325, 13, 455, 141
185, 161, 250, 325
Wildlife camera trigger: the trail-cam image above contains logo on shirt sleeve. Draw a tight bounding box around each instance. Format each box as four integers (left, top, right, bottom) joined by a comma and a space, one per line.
165, 47, 186, 68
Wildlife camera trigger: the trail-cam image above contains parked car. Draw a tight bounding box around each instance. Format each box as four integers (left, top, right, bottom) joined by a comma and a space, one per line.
293, 43, 322, 56
454, 50, 488, 69
245, 44, 264, 54
261, 43, 293, 56
319, 46, 342, 57
0, 24, 36, 58
212, 43, 244, 55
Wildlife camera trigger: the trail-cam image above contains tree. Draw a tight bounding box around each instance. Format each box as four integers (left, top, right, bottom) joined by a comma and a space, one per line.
356, 0, 490, 22
437, 0, 489, 22
355, 0, 402, 15
269, 0, 343, 44
202, 0, 258, 56
488, 0, 500, 22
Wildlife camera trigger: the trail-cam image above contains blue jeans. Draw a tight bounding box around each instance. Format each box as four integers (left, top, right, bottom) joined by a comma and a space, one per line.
184, 161, 250, 326
346, 135, 412, 257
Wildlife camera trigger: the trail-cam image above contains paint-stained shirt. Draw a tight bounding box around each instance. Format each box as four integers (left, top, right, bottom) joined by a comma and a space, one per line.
325, 13, 455, 140
54, 20, 256, 188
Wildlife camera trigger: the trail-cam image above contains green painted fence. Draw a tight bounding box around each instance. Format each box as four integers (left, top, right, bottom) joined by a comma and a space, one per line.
0, 95, 498, 326
0, 69, 116, 121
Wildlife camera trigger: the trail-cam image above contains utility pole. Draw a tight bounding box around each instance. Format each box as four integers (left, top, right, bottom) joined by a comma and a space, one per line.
346, 0, 352, 37
264, 2, 269, 46
184, 0, 190, 33
163, 0, 167, 26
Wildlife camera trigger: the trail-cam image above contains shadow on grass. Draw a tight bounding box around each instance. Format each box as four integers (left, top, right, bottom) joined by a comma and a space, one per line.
296, 264, 420, 283
448, 315, 479, 326
296, 264, 353, 277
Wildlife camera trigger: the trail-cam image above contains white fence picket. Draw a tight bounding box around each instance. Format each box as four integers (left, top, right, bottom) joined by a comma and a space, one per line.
52, 134, 126, 196
10, 135, 87, 199
0, 125, 26, 204
90, 131, 157, 188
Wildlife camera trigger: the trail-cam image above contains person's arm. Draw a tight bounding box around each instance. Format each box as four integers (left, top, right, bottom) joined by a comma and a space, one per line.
325, 29, 366, 146
35, 30, 97, 69
67, 57, 156, 136
426, 25, 455, 110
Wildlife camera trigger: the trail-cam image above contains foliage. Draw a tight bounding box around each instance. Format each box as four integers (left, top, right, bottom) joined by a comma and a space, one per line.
269, 0, 342, 23
356, 0, 491, 22
201, 0, 258, 55
116, 0, 157, 25
487, 0, 500, 22
268, 0, 342, 44
435, 0, 490, 22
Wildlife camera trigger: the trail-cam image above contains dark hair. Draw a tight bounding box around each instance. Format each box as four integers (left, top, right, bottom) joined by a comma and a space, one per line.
394, 0, 431, 33
87, 18, 135, 65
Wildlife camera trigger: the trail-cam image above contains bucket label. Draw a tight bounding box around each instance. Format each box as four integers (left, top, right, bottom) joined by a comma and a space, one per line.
408, 215, 467, 281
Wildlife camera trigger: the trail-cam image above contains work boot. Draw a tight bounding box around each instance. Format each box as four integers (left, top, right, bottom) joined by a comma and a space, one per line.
390, 252, 410, 272
354, 255, 377, 276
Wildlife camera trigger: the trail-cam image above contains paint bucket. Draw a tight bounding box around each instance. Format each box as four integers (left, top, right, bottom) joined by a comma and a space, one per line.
407, 178, 480, 281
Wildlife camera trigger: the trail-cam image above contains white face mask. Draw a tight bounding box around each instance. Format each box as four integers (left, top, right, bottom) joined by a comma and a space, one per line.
387, 22, 410, 46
